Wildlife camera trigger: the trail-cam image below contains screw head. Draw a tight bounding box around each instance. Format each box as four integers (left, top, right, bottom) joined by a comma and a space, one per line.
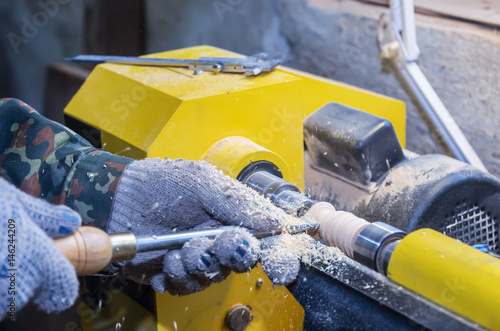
213, 63, 222, 74
225, 304, 253, 331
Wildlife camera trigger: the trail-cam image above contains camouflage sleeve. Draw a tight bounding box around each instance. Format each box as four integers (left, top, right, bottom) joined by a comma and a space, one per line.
0, 98, 133, 230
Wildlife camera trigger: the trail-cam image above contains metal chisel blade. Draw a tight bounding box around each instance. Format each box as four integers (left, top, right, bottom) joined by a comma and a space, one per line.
135, 222, 319, 253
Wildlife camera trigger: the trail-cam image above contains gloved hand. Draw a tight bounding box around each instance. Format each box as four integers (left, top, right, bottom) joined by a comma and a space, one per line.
108, 158, 296, 295
0, 178, 82, 319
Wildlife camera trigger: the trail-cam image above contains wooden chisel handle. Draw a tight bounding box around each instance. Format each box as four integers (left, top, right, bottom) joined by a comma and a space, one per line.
53, 227, 113, 276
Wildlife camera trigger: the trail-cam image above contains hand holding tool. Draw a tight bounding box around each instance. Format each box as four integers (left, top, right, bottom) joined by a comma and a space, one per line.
53, 223, 319, 276
0, 178, 81, 317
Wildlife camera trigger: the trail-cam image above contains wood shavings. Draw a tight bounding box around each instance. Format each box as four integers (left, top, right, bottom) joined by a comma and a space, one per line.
268, 233, 342, 267
260, 233, 343, 285
199, 160, 305, 230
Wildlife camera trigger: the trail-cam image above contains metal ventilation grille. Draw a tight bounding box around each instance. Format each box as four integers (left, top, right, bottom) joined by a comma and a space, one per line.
442, 201, 499, 254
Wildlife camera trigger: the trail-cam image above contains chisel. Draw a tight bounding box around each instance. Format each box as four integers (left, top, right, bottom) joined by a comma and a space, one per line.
53, 223, 319, 276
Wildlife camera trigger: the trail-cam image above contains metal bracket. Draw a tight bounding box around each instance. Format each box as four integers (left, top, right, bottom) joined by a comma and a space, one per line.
65, 52, 283, 76
378, 0, 487, 172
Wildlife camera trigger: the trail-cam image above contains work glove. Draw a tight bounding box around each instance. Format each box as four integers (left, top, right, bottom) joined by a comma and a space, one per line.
108, 158, 298, 295
0, 178, 82, 320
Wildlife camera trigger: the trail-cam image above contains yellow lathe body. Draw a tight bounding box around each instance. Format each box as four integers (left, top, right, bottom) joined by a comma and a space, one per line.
63, 45, 500, 330
64, 44, 500, 331
388, 228, 500, 330
65, 45, 406, 330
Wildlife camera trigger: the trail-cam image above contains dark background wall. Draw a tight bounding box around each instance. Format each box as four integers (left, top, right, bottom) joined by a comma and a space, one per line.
1, 0, 499, 175
0, 0, 83, 110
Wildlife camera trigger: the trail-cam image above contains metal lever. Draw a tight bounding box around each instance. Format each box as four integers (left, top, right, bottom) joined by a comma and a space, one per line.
378, 1, 487, 172
64, 53, 283, 76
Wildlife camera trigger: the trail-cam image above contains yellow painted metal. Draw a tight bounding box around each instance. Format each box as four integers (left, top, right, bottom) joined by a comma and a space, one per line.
156, 265, 303, 331
387, 228, 500, 330
65, 45, 406, 190
202, 136, 290, 180
65, 45, 406, 330
78, 289, 157, 331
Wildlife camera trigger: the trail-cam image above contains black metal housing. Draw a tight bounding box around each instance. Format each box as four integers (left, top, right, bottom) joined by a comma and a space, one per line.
304, 102, 405, 186
304, 102, 500, 253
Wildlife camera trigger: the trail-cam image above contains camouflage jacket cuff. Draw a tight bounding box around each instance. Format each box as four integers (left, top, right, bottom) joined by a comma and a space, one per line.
0, 98, 133, 231
66, 150, 132, 230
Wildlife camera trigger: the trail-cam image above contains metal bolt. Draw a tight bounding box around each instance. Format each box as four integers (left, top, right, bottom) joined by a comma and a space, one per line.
193, 69, 204, 75
225, 304, 253, 331
256, 278, 264, 287
213, 63, 222, 74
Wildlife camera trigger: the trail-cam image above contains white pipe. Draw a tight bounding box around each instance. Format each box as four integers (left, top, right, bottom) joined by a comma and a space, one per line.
400, 61, 487, 171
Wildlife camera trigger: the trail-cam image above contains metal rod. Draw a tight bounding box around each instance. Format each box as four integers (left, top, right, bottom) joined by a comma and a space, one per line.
135, 223, 319, 253
397, 61, 487, 171
380, 3, 486, 172
400, 0, 419, 61
64, 54, 283, 76
66, 55, 214, 67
